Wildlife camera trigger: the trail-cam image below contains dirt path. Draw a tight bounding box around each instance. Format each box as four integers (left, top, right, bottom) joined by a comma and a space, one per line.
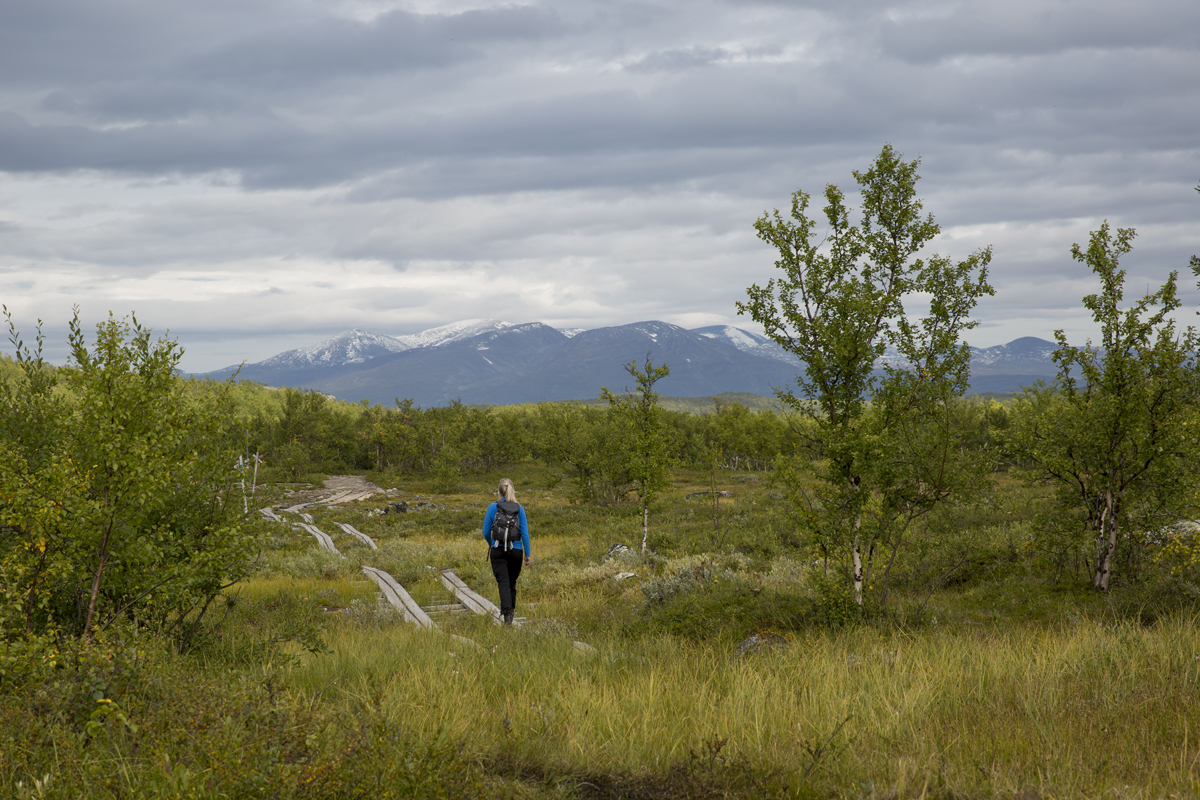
283, 474, 389, 505
322, 474, 386, 495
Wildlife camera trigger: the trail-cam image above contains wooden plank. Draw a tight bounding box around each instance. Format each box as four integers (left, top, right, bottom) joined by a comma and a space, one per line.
281, 503, 310, 513
294, 523, 340, 554
360, 568, 483, 650
433, 571, 590, 646
439, 569, 502, 625
362, 567, 436, 630
334, 522, 378, 550
259, 507, 282, 522
320, 490, 375, 506
298, 512, 314, 524
422, 603, 467, 612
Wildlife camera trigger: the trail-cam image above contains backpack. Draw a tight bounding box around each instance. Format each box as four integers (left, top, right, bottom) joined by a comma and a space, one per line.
491, 501, 522, 549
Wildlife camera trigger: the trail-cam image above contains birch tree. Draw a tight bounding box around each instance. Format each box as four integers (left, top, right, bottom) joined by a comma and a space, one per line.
1, 310, 254, 643
1010, 223, 1200, 590
601, 356, 673, 553
738, 144, 994, 605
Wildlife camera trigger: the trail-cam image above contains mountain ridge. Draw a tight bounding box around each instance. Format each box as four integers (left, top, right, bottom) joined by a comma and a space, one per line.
199, 320, 1059, 405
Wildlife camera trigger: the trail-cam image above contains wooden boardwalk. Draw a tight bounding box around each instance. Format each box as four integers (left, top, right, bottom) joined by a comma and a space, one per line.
293, 522, 340, 554
362, 566, 482, 650
335, 522, 378, 550
362, 567, 435, 629
434, 569, 592, 652
320, 489, 376, 505
439, 569, 504, 625
279, 510, 596, 656
281, 509, 375, 553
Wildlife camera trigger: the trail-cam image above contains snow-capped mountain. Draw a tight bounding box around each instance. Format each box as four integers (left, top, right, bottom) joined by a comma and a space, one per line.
695, 325, 919, 369
222, 320, 515, 377
394, 319, 513, 349
692, 325, 799, 365
968, 337, 1059, 375
319, 320, 792, 405
258, 329, 410, 369
202, 318, 1060, 403
694, 325, 1058, 378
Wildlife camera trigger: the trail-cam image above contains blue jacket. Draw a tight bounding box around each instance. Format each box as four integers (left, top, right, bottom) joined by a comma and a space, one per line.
482, 502, 530, 556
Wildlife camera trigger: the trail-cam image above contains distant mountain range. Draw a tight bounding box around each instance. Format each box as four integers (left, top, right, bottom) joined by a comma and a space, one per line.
199, 320, 1059, 406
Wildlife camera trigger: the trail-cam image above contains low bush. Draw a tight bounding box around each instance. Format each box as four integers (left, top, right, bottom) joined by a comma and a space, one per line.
631, 578, 815, 642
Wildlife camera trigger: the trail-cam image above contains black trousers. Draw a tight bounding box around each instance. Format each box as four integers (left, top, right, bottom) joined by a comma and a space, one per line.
489, 547, 524, 615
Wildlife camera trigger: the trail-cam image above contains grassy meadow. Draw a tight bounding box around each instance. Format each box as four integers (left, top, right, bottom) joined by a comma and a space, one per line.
4, 462, 1200, 799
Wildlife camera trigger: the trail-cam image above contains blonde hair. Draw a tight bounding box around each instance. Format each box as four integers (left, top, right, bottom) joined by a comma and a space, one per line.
498, 478, 516, 503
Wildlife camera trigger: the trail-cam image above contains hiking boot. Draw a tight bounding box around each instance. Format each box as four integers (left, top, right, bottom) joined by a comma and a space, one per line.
502, 611, 514, 626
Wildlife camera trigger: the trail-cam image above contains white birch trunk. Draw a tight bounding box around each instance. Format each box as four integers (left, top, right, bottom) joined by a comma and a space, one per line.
1093, 489, 1117, 591
641, 502, 649, 554
852, 514, 864, 606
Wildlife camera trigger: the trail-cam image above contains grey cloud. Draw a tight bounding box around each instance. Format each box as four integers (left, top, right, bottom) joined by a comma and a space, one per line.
0, 109, 310, 174
1, 0, 1193, 202
39, 84, 253, 124
879, 0, 1200, 64
340, 145, 790, 203
626, 46, 730, 73
0, 1, 285, 85
3, 2, 564, 129
189, 5, 565, 88
4, 78, 855, 186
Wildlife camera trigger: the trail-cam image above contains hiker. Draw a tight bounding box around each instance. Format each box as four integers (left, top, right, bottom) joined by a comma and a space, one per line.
482, 478, 530, 625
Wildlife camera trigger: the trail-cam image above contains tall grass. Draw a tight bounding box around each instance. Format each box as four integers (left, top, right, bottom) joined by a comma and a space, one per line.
290, 614, 1200, 797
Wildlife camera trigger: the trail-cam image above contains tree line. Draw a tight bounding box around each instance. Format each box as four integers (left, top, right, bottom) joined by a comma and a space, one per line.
226, 374, 1013, 492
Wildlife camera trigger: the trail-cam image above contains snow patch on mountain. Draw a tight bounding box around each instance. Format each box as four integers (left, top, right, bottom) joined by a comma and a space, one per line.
692, 325, 800, 365
395, 319, 512, 349
692, 326, 1057, 375
248, 321, 515, 372
259, 329, 410, 368
632, 321, 678, 339
695, 325, 767, 350
970, 337, 1057, 367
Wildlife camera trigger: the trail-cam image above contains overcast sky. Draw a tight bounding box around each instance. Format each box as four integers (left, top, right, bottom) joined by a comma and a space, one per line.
1, 0, 1197, 372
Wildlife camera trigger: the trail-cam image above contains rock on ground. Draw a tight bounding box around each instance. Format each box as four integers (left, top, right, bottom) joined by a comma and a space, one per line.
604, 543, 635, 561
732, 633, 789, 660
